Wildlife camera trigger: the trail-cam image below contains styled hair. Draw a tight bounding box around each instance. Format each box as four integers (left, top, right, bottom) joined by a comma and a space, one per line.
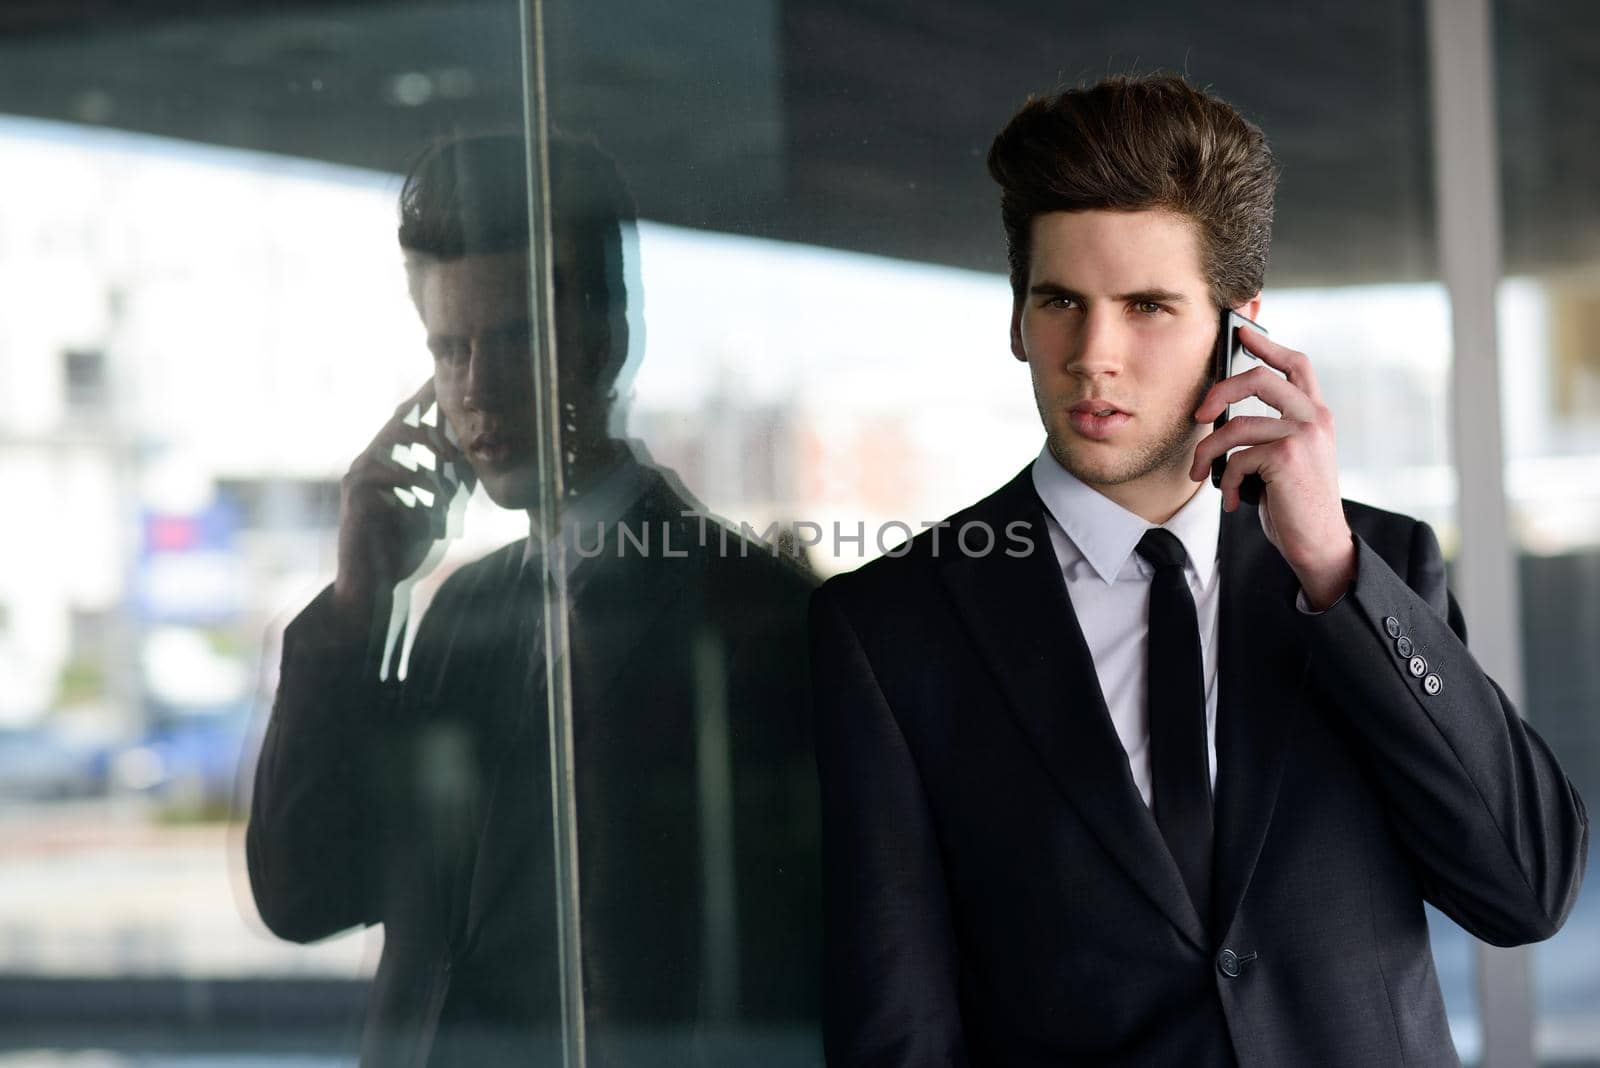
986, 74, 1277, 309
398, 131, 637, 389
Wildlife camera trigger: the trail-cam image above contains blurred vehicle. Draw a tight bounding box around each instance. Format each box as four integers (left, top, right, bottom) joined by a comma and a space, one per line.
110, 701, 253, 813
0, 724, 106, 801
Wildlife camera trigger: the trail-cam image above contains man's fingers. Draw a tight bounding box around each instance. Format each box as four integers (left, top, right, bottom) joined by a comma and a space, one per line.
1237, 326, 1324, 405
362, 410, 432, 461
423, 416, 469, 469
381, 438, 448, 479
347, 455, 452, 507
1217, 442, 1275, 512
1196, 364, 1319, 423
367, 378, 446, 454
392, 377, 437, 419
358, 429, 456, 483
357, 379, 467, 492
1188, 417, 1295, 482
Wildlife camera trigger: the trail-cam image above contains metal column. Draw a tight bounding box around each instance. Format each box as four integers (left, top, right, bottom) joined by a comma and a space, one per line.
1425, 0, 1535, 1064
519, 1, 588, 1064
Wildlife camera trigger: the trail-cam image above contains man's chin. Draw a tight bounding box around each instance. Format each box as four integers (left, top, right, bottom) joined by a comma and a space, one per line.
1048, 435, 1138, 488
475, 466, 542, 511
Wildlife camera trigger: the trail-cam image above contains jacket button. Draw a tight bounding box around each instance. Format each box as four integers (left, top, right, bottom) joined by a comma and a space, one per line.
1217, 949, 1241, 978
1385, 616, 1402, 638
1396, 635, 1414, 658
1424, 673, 1443, 696
1409, 655, 1428, 678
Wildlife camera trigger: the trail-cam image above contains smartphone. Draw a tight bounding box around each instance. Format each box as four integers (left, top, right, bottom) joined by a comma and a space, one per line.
1209, 310, 1279, 505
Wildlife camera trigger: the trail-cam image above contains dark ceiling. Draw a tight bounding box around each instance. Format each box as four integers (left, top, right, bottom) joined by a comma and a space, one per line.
0, 0, 1593, 287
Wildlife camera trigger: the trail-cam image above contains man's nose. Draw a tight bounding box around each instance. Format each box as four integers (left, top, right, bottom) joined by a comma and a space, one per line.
1068, 310, 1126, 378
461, 343, 525, 411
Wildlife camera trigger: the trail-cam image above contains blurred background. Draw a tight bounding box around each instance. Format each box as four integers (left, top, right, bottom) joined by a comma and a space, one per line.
0, 0, 1594, 1064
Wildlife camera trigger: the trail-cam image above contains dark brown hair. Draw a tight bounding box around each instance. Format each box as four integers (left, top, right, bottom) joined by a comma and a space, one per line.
986, 74, 1276, 309
397, 131, 637, 389
398, 131, 635, 261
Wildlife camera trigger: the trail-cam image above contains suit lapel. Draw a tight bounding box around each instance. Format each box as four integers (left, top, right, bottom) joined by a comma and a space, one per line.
938, 468, 1209, 952
1210, 502, 1309, 938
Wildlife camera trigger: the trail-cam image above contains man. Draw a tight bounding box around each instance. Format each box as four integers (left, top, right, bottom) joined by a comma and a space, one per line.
811, 74, 1588, 1066
247, 134, 819, 1065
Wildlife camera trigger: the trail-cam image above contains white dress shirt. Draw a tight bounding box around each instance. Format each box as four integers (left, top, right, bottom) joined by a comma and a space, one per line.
1030, 447, 1223, 809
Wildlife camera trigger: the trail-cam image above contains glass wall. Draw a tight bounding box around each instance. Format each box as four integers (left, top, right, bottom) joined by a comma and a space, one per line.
0, 0, 1592, 1064
0, 1, 574, 1063
537, 0, 1481, 1059
1495, 2, 1600, 1062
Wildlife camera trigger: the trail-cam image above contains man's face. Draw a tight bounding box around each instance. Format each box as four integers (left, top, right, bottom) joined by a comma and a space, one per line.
417, 251, 540, 509
1011, 209, 1226, 505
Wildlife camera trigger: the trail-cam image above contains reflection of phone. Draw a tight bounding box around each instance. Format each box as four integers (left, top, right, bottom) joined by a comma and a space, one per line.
1209, 310, 1279, 505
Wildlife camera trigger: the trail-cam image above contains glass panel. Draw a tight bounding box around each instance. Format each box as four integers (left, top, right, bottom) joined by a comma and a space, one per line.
1495, 2, 1600, 1062
17, 0, 1581, 1062
532, 5, 824, 1063
536, 0, 1474, 1063
0, 2, 571, 1063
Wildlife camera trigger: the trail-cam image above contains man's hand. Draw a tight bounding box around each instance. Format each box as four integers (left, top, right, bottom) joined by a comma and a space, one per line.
1188, 326, 1355, 610
331, 378, 472, 632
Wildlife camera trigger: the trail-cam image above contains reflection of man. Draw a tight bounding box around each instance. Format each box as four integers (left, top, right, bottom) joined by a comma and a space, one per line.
247, 134, 819, 1065
812, 75, 1589, 1066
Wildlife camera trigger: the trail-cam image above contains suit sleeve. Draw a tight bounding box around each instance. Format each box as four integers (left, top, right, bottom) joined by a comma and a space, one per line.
1304, 522, 1589, 946
246, 586, 398, 943
811, 583, 970, 1067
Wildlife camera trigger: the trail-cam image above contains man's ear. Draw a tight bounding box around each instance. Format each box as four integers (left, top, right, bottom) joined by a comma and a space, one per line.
1238, 292, 1263, 323
1009, 297, 1027, 362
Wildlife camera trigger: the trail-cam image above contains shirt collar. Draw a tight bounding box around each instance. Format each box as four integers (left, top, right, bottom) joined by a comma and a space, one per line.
1030, 445, 1221, 587
521, 453, 651, 578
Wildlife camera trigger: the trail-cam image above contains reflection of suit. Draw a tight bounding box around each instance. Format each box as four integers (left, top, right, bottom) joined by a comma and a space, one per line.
812, 466, 1588, 1067
248, 461, 820, 1066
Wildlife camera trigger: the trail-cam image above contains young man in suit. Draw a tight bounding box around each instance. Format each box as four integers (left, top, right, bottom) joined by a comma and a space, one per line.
811, 74, 1589, 1066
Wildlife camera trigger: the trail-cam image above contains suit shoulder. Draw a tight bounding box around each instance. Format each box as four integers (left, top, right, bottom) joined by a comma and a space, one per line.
423, 538, 527, 615
1342, 497, 1422, 531
1341, 498, 1435, 569
819, 469, 1038, 619
819, 501, 970, 604
702, 529, 819, 621
447, 537, 527, 583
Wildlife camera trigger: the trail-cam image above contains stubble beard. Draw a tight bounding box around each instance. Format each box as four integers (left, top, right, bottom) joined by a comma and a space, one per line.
1041, 368, 1212, 489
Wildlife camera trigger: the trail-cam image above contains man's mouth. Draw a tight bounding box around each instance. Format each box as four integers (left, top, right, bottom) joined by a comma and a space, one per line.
467, 430, 530, 467
1066, 401, 1131, 440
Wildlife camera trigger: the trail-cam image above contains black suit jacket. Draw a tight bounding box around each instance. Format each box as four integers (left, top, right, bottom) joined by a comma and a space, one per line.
248, 462, 821, 1066
811, 466, 1588, 1067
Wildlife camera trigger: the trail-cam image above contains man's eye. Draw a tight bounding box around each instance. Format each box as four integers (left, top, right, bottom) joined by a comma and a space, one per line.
1134, 301, 1163, 314
430, 341, 469, 364
1045, 297, 1077, 310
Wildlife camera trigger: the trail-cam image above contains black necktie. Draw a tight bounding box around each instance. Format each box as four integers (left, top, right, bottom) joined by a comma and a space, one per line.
1135, 528, 1213, 932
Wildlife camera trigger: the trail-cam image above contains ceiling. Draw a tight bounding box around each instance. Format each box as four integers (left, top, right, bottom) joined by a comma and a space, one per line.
0, 0, 1593, 287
